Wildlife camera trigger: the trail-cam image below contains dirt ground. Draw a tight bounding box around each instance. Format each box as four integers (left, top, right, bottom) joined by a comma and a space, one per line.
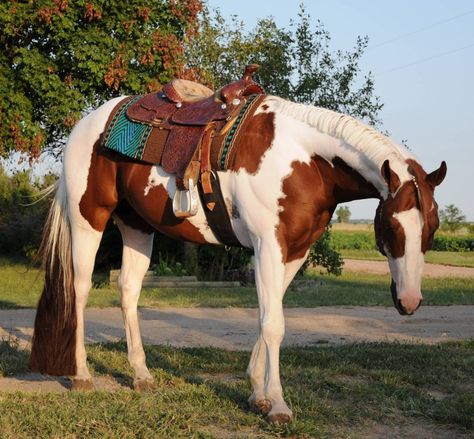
1, 304, 473, 396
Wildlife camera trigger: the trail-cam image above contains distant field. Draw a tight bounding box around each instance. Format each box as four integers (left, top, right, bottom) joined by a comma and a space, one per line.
340, 249, 474, 267
332, 222, 474, 236
1, 260, 473, 309
332, 222, 373, 232
331, 225, 474, 265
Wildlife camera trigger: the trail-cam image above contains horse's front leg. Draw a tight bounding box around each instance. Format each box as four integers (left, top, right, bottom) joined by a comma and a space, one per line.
248, 234, 302, 423
247, 254, 308, 417
115, 217, 155, 391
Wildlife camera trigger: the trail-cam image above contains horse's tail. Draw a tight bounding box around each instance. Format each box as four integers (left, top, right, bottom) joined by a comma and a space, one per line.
30, 175, 77, 375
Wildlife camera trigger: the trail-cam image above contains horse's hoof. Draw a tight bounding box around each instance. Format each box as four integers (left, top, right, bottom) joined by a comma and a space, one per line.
133, 378, 156, 392
71, 378, 95, 391
266, 412, 292, 424
250, 398, 272, 415
266, 405, 293, 424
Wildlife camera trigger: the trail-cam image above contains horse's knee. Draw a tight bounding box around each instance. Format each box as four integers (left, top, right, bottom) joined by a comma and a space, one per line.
260, 318, 285, 345
119, 279, 141, 310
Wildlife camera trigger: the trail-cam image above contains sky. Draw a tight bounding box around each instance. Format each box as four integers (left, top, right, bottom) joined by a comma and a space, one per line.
207, 0, 474, 220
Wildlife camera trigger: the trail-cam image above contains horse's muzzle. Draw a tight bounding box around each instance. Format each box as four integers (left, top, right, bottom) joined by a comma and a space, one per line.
391, 279, 422, 315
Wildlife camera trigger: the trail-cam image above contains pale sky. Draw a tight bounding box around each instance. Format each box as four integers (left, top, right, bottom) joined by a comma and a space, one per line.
208, 0, 474, 220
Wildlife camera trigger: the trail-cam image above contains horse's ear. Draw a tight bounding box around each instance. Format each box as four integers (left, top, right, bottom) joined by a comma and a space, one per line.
426, 161, 447, 187
381, 160, 401, 194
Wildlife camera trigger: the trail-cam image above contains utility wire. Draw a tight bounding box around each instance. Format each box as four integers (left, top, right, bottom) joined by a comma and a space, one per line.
369, 9, 474, 50
375, 42, 474, 76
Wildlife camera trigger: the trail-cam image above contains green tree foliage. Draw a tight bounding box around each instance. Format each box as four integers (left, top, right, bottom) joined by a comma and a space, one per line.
187, 4, 382, 124
336, 206, 351, 223
440, 204, 466, 233
304, 227, 343, 275
0, 0, 203, 156
0, 166, 54, 258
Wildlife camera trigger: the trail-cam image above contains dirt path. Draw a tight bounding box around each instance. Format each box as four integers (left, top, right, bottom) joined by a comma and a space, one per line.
343, 258, 474, 277
1, 260, 473, 394
2, 306, 473, 351
1, 305, 473, 393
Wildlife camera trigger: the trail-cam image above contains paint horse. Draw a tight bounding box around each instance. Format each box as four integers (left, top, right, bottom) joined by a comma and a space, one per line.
30, 82, 446, 423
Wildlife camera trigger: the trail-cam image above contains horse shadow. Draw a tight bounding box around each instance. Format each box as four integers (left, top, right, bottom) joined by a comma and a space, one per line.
86, 341, 252, 411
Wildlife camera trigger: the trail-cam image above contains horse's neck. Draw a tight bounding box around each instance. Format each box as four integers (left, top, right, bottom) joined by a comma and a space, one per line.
297, 125, 396, 203
315, 155, 380, 205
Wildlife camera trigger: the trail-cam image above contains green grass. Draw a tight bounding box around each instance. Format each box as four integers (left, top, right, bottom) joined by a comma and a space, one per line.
340, 249, 474, 267
1, 340, 473, 438
1, 261, 473, 309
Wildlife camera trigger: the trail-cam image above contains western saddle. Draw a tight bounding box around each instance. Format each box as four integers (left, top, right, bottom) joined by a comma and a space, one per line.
126, 64, 265, 218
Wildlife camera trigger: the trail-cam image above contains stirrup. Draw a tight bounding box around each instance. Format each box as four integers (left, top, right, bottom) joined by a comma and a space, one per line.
172, 178, 199, 218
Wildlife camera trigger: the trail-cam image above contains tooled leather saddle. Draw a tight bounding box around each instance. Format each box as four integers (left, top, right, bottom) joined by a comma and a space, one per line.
124, 64, 265, 219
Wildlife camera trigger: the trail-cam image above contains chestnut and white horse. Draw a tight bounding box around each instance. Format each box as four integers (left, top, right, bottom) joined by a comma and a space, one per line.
31, 95, 446, 423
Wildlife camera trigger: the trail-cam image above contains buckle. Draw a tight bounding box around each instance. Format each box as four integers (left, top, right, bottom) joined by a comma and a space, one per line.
172, 178, 199, 218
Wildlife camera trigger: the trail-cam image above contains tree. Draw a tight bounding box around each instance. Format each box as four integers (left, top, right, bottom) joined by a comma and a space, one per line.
0, 0, 203, 156
336, 206, 351, 223
186, 3, 382, 125
303, 226, 343, 275
440, 204, 466, 233
0, 165, 54, 258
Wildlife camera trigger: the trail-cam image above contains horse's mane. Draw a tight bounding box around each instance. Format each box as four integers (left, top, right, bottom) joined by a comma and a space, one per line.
266, 96, 416, 181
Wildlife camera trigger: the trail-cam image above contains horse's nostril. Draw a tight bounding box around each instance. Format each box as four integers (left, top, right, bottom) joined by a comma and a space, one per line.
415, 299, 423, 311
396, 299, 407, 315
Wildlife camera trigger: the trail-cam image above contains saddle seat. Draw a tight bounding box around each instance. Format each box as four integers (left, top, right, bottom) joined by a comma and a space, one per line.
163, 79, 214, 103
125, 64, 265, 217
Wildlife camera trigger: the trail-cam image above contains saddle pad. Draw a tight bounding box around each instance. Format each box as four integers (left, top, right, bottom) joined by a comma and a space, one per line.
102, 96, 168, 164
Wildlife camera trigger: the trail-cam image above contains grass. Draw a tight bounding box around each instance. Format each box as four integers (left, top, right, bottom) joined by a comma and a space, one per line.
340, 249, 474, 267
0, 340, 473, 438
1, 260, 473, 309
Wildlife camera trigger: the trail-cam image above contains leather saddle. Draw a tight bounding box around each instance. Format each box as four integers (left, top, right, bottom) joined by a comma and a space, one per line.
126, 64, 265, 217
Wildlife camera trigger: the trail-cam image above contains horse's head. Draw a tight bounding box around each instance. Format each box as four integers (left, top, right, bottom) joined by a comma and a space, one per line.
374, 159, 447, 315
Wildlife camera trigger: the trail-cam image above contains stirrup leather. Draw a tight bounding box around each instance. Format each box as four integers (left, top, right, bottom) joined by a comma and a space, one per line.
172, 178, 199, 218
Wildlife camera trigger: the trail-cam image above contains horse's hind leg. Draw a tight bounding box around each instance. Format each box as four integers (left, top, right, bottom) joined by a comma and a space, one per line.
70, 224, 104, 390
114, 216, 155, 391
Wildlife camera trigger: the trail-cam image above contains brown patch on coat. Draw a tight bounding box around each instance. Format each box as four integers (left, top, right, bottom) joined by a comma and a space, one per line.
79, 142, 208, 244
276, 156, 378, 263
115, 161, 208, 244
79, 142, 120, 232
228, 112, 275, 174
113, 199, 155, 235
374, 197, 407, 258
406, 159, 441, 253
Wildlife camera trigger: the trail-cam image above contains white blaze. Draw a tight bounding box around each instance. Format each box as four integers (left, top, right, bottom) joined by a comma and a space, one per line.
387, 207, 425, 298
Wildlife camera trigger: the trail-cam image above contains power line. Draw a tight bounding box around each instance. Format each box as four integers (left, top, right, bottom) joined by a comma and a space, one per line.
375, 42, 474, 76
369, 9, 474, 50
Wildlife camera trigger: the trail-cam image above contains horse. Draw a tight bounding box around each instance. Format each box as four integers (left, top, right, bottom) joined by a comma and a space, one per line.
30, 94, 446, 424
